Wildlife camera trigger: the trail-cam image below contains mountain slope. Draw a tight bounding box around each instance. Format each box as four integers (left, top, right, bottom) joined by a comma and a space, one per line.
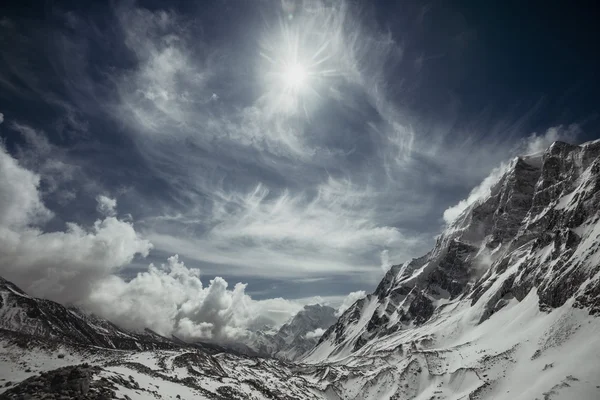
0, 276, 181, 351
2, 140, 600, 399
0, 278, 329, 399
301, 141, 600, 399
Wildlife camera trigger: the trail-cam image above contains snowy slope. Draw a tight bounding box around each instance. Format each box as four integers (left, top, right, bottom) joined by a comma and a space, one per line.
0, 332, 326, 399
2, 140, 600, 399
301, 141, 600, 399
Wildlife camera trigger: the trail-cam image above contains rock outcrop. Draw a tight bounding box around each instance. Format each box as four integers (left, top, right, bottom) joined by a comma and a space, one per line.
307, 140, 600, 361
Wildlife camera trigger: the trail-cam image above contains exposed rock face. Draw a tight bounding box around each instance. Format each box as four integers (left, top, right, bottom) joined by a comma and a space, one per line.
0, 338, 328, 400
308, 140, 600, 361
0, 276, 183, 351
2, 140, 600, 400
0, 364, 112, 399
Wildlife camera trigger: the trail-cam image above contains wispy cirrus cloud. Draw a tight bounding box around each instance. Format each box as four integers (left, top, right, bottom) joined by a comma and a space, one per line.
104, 1, 559, 286
0, 0, 592, 342
0, 145, 345, 340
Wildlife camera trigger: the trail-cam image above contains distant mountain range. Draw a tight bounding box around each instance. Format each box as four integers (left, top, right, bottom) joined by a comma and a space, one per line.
244, 304, 338, 360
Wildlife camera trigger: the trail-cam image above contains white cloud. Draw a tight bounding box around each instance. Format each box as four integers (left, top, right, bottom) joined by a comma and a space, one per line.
0, 144, 151, 304
9, 123, 78, 198
336, 290, 367, 316
0, 145, 324, 341
0, 144, 53, 228
144, 177, 427, 282
442, 162, 509, 225
522, 124, 580, 155
305, 328, 326, 339
0, 217, 153, 304
96, 195, 117, 217
85, 254, 314, 341
209, 179, 405, 252
0, 112, 4, 124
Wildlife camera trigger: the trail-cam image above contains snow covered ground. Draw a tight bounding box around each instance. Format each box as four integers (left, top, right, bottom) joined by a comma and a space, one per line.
3, 291, 598, 400
301, 291, 600, 400
2, 141, 599, 399
0, 335, 325, 399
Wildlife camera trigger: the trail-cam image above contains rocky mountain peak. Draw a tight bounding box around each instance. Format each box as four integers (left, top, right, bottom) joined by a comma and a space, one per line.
306, 140, 600, 362
242, 303, 337, 361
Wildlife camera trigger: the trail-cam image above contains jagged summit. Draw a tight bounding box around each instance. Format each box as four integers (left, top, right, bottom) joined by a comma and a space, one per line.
2, 141, 600, 399
302, 140, 600, 398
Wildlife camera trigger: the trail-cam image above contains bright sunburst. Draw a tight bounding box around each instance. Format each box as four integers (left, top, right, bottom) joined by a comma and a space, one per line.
259, 4, 346, 117
282, 62, 308, 91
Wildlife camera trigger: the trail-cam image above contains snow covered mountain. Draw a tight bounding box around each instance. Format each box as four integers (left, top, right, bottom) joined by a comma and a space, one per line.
2, 140, 600, 399
301, 140, 600, 398
246, 304, 337, 360
0, 277, 331, 399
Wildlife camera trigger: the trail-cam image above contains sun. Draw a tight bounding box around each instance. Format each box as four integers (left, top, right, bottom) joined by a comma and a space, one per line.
259, 5, 344, 116
282, 63, 307, 90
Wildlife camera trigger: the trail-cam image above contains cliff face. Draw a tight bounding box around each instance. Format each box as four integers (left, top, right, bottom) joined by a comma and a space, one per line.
306, 141, 600, 364
2, 140, 600, 400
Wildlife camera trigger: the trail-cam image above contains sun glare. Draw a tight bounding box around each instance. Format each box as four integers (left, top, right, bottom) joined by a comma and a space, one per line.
260, 5, 344, 116
283, 63, 307, 90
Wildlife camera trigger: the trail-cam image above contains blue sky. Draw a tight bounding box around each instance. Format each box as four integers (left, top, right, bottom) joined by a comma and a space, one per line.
0, 0, 599, 340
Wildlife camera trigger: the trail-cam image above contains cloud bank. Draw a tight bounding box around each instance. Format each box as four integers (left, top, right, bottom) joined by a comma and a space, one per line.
0, 144, 342, 340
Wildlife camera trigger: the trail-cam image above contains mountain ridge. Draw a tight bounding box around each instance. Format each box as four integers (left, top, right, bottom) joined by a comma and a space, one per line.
1, 140, 600, 399
308, 140, 600, 362
0, 275, 186, 351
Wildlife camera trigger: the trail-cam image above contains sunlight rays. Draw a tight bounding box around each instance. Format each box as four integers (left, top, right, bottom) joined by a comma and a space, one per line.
258, 4, 346, 117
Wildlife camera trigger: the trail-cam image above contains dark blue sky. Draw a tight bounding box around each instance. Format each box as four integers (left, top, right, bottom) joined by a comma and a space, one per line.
1, 0, 599, 306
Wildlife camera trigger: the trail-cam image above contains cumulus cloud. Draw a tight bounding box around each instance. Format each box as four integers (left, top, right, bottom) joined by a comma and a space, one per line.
0, 144, 53, 228
0, 144, 151, 304
96, 195, 117, 217
305, 328, 326, 339
0, 145, 321, 341
336, 290, 367, 316
0, 112, 4, 124
85, 255, 308, 341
